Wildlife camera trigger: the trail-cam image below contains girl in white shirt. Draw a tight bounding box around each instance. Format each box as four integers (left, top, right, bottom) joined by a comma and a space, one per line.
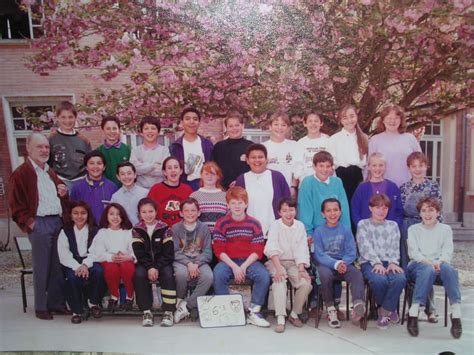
57, 200, 105, 324
90, 203, 135, 312
329, 105, 368, 231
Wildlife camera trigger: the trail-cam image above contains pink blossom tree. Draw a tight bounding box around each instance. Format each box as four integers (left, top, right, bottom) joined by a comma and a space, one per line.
25, 0, 473, 132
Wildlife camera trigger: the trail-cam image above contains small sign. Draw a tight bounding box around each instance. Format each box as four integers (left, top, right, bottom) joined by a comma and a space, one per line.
197, 294, 246, 328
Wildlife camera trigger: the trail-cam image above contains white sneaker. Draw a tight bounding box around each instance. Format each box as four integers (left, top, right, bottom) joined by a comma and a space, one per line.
142, 312, 154, 327
327, 307, 341, 328
160, 311, 174, 327
174, 300, 190, 323
247, 310, 270, 328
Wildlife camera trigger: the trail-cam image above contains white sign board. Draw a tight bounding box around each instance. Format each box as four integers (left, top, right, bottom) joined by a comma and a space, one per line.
197, 294, 246, 328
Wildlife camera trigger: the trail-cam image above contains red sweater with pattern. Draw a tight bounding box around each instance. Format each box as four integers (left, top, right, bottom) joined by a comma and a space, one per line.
212, 214, 265, 260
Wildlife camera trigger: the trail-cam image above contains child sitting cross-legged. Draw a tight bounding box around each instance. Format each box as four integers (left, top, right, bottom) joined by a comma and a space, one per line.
406, 197, 462, 339
314, 198, 365, 328
132, 198, 176, 327
356, 194, 406, 330
172, 198, 213, 323
264, 197, 312, 333
212, 186, 271, 328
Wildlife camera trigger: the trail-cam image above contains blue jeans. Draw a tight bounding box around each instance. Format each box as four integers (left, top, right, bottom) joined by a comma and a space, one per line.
213, 259, 271, 307
407, 262, 461, 305
361, 262, 406, 312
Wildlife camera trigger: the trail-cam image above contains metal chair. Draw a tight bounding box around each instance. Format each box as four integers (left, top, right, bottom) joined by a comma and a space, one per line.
14, 236, 33, 313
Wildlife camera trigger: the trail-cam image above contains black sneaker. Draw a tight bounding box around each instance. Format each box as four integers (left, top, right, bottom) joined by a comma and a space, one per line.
107, 299, 118, 313
71, 314, 82, 324
407, 316, 419, 337
450, 315, 462, 339
123, 299, 134, 311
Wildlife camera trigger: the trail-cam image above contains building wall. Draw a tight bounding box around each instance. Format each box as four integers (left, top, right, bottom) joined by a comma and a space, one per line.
0, 44, 224, 218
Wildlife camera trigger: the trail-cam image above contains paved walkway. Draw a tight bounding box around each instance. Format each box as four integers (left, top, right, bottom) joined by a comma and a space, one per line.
0, 286, 473, 354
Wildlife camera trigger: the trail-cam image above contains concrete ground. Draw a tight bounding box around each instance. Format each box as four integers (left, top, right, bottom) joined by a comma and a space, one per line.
0, 286, 473, 354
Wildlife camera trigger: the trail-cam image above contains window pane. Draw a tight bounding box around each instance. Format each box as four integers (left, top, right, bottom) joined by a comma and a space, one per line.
433, 124, 440, 136
0, 0, 31, 39
16, 138, 28, 162
13, 119, 26, 131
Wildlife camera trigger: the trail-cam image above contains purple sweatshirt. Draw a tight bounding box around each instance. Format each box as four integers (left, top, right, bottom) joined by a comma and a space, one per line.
235, 169, 291, 218
70, 176, 118, 225
350, 179, 404, 228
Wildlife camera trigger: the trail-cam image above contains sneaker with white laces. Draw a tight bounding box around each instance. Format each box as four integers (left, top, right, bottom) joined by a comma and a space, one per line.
327, 307, 341, 328
247, 310, 270, 328
377, 308, 390, 330
174, 300, 190, 323
142, 312, 154, 327
160, 311, 174, 327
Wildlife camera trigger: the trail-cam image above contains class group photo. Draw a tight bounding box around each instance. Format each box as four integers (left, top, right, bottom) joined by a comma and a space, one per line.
0, 1, 473, 354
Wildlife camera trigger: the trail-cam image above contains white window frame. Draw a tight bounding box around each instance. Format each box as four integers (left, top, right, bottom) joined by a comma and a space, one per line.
3, 94, 75, 170
1, 0, 44, 41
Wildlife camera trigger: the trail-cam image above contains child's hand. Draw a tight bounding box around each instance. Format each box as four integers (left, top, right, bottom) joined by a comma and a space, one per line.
232, 266, 246, 284
75, 264, 89, 279
433, 263, 441, 273
57, 184, 68, 197
372, 263, 386, 275
298, 269, 311, 283
387, 263, 404, 274
336, 262, 347, 274
148, 268, 159, 281
187, 262, 200, 279
274, 266, 287, 283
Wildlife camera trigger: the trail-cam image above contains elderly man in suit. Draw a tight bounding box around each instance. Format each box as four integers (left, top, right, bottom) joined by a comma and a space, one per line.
9, 132, 69, 319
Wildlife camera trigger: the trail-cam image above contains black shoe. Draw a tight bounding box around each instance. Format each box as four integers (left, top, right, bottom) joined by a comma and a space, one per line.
123, 299, 134, 311
450, 316, 462, 339
90, 305, 102, 319
71, 314, 82, 324
35, 310, 53, 320
49, 306, 72, 315
107, 299, 118, 313
407, 316, 419, 337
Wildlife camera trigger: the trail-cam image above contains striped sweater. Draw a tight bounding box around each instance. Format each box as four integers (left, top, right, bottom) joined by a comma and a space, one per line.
190, 189, 228, 232
212, 214, 265, 260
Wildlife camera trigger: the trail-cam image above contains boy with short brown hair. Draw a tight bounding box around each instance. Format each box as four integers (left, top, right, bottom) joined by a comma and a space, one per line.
406, 197, 462, 339
48, 101, 91, 189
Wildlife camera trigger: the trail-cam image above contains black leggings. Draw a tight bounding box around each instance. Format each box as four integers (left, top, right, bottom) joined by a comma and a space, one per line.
335, 165, 363, 234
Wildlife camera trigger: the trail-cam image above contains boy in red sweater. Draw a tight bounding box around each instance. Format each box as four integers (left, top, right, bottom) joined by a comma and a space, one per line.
212, 186, 271, 327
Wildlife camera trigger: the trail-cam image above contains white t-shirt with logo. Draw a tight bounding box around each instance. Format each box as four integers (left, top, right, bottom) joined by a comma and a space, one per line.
263, 139, 304, 188
183, 136, 204, 181
297, 134, 330, 180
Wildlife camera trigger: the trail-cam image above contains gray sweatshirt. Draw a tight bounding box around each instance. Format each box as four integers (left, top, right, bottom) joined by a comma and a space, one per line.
171, 220, 212, 266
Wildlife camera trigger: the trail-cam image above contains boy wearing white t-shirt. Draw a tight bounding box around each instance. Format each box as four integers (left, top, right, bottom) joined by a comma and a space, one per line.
170, 107, 213, 191
263, 112, 304, 197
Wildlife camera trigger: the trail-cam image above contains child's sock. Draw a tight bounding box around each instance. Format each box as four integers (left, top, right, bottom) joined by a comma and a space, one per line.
451, 303, 461, 319
290, 311, 298, 319
277, 315, 285, 325
409, 303, 420, 317
249, 304, 261, 313
87, 300, 96, 308
110, 295, 118, 301
144, 310, 152, 315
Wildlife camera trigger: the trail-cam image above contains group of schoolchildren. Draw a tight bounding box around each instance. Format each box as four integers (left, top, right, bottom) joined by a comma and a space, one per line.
42, 101, 461, 339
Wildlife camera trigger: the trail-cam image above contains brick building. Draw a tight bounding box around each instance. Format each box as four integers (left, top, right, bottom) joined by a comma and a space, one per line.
1, 1, 473, 227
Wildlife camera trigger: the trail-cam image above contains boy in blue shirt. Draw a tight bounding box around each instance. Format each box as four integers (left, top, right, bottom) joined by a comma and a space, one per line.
314, 198, 365, 328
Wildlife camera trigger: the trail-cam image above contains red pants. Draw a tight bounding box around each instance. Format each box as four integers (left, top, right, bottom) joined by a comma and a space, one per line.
101, 261, 135, 299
